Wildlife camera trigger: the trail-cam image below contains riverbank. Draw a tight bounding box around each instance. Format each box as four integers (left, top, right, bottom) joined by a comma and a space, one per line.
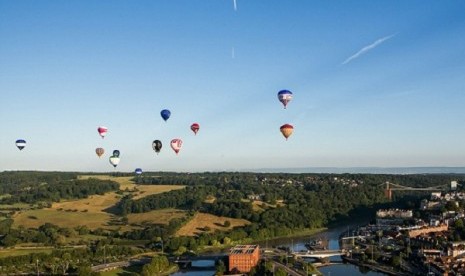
342, 256, 406, 276
194, 227, 327, 254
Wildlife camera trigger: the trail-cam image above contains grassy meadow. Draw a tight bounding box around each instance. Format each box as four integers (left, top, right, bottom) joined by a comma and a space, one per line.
127, 208, 187, 226
0, 248, 54, 258
176, 212, 250, 237
11, 175, 186, 230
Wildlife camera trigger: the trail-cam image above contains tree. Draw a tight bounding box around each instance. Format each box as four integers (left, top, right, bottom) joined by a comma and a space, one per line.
216, 260, 226, 275
141, 255, 170, 276
76, 265, 98, 276
455, 219, 464, 230
223, 237, 232, 245
275, 267, 287, 276
224, 220, 231, 227
391, 255, 401, 267
60, 252, 72, 275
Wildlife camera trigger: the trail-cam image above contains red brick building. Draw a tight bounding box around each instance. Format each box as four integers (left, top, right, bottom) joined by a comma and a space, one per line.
228, 245, 260, 273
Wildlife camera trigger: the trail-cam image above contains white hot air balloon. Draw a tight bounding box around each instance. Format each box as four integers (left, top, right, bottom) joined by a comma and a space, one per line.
109, 155, 120, 167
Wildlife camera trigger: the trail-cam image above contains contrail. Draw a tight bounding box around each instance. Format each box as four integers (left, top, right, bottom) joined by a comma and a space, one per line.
233, 0, 237, 11
342, 33, 396, 65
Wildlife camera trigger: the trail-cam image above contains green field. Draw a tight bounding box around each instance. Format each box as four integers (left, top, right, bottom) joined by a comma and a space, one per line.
127, 209, 187, 226
98, 265, 143, 276
13, 208, 113, 229
98, 264, 178, 276
0, 248, 53, 258
0, 203, 33, 210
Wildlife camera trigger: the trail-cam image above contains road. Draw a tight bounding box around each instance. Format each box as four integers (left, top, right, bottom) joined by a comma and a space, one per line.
91, 257, 151, 272
270, 260, 306, 276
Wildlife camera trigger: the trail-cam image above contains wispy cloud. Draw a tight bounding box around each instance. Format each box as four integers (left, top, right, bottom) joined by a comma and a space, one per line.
342, 33, 397, 65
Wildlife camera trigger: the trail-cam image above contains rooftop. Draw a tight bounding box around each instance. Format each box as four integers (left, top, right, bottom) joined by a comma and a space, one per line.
229, 245, 259, 255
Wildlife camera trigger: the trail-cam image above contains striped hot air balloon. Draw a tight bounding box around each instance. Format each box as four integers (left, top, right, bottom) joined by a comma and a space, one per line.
95, 147, 105, 158
280, 124, 294, 140
15, 139, 26, 150
277, 90, 293, 109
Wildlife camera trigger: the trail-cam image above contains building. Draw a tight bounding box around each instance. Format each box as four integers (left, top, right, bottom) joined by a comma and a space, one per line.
376, 209, 413, 225
376, 209, 413, 218
228, 245, 260, 273
408, 225, 449, 238
448, 241, 465, 258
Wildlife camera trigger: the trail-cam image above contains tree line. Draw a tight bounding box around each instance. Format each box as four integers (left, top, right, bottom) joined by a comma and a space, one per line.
0, 172, 119, 204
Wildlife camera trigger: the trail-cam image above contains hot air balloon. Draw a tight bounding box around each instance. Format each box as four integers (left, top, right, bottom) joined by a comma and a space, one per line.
113, 150, 120, 158
160, 109, 171, 122
15, 139, 26, 150
170, 139, 182, 155
109, 155, 120, 168
277, 90, 293, 109
191, 123, 200, 135
98, 126, 108, 138
135, 168, 143, 175
95, 148, 105, 158
152, 140, 162, 154
280, 124, 294, 140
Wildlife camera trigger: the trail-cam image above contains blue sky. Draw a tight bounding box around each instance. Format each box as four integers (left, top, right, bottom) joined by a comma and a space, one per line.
1, 1, 465, 172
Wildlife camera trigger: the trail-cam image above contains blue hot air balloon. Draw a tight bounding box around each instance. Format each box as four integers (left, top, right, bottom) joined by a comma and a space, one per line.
15, 139, 26, 150
135, 168, 143, 175
160, 109, 171, 122
277, 90, 293, 109
113, 150, 120, 158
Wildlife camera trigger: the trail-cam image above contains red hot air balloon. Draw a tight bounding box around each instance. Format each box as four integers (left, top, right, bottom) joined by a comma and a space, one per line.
190, 123, 200, 135
170, 139, 183, 155
280, 124, 294, 140
98, 126, 108, 138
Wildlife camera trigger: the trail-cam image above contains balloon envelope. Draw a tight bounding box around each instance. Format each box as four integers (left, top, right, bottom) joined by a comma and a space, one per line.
280, 124, 294, 140
135, 168, 143, 175
160, 109, 171, 121
152, 140, 162, 154
170, 139, 182, 155
98, 126, 108, 138
15, 139, 26, 150
109, 155, 120, 167
190, 123, 200, 135
277, 90, 293, 109
112, 150, 120, 158
95, 147, 105, 158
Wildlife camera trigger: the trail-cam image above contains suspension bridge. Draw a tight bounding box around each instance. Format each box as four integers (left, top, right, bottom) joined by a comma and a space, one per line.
382, 182, 449, 200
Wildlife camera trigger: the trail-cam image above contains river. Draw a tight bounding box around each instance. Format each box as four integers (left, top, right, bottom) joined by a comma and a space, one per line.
171, 223, 387, 276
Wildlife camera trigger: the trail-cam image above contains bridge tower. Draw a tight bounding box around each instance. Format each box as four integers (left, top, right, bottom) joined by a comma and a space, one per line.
384, 182, 392, 201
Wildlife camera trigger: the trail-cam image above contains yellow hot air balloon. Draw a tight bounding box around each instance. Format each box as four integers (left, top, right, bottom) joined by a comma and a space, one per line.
280, 124, 294, 140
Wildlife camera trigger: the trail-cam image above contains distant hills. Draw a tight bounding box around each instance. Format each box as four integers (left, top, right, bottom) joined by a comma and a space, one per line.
251, 167, 465, 174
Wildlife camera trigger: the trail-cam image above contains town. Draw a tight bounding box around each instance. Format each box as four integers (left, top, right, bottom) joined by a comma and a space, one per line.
336, 181, 465, 275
